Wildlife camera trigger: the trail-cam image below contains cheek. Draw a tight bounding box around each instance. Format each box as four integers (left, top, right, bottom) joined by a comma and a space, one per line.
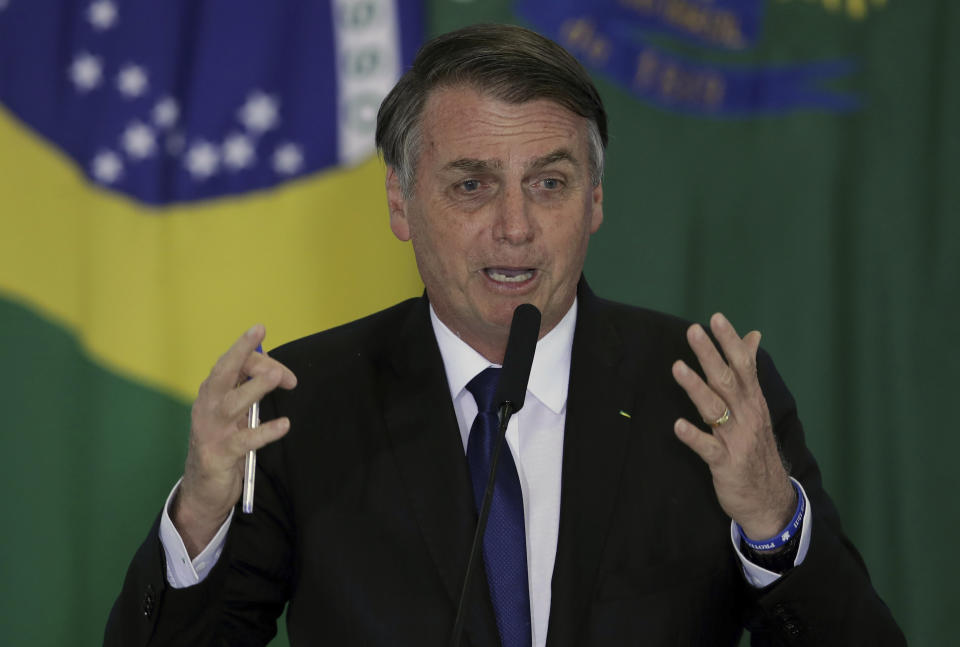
410, 223, 465, 282
554, 216, 593, 252
425, 219, 482, 260
547, 225, 592, 279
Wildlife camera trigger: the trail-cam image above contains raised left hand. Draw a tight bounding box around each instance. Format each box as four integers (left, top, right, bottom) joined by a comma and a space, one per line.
671, 313, 796, 541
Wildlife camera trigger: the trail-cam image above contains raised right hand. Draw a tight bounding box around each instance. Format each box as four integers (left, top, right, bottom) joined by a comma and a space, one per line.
172, 324, 298, 557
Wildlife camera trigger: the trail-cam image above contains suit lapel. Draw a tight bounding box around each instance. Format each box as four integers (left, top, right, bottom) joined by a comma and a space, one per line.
546, 283, 640, 647
380, 296, 500, 647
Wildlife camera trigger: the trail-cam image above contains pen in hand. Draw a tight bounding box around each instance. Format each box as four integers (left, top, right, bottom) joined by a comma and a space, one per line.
242, 343, 263, 514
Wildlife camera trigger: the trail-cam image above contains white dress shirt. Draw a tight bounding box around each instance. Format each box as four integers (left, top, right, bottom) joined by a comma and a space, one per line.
430, 300, 575, 647
159, 297, 811, 647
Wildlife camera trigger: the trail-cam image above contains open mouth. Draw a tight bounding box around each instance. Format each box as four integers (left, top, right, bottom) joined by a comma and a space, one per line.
484, 267, 535, 283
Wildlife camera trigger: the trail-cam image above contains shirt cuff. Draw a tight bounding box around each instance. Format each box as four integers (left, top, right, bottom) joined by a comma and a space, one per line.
158, 477, 234, 589
730, 477, 813, 588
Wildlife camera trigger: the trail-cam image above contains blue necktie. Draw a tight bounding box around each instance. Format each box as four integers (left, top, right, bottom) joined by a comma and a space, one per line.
466, 367, 532, 647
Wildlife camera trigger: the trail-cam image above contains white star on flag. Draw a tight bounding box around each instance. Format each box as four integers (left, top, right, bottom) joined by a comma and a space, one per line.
357, 101, 379, 127
121, 121, 157, 160
117, 64, 149, 98
87, 0, 118, 31
223, 133, 255, 170
272, 143, 303, 175
185, 140, 220, 179
91, 150, 123, 184
780, 531, 791, 542
69, 52, 103, 92
152, 97, 179, 129
238, 91, 280, 133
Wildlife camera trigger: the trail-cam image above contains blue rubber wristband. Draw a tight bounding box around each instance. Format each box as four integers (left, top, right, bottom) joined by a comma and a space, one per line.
737, 480, 805, 552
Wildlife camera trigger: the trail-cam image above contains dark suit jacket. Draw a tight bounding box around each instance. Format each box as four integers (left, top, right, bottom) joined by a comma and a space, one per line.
105, 283, 904, 646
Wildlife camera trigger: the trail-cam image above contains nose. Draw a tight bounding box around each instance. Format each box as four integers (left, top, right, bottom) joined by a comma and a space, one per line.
493, 184, 536, 245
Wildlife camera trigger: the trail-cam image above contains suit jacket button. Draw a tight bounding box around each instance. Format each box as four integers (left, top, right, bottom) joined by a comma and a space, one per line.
142, 584, 155, 618
772, 604, 802, 637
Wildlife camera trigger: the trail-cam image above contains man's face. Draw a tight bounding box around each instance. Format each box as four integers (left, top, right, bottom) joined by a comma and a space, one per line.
387, 85, 603, 361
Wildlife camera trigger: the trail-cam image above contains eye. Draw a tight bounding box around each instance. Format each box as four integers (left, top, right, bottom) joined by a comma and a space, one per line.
535, 176, 566, 192
541, 178, 562, 190
448, 176, 493, 203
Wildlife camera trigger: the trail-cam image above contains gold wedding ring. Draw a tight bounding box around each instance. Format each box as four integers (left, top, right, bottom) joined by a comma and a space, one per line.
710, 407, 730, 427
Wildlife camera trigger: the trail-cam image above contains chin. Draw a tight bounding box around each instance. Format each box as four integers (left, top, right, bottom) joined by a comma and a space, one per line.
486, 299, 535, 325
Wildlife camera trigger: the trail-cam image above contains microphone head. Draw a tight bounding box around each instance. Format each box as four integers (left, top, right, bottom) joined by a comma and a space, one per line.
495, 303, 541, 411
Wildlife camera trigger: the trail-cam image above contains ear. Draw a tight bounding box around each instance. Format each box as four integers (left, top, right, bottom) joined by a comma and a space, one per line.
589, 182, 603, 233
386, 167, 411, 241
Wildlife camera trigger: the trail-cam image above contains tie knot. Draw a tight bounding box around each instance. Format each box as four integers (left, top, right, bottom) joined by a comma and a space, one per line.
466, 366, 501, 414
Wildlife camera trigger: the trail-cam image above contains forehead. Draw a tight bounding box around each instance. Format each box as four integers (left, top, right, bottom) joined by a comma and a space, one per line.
417, 85, 589, 168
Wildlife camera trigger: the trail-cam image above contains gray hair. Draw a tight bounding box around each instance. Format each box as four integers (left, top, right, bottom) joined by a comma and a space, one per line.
376, 23, 608, 196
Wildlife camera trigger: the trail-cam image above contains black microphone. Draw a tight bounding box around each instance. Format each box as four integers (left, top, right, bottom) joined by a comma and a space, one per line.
449, 303, 542, 647
494, 302, 541, 414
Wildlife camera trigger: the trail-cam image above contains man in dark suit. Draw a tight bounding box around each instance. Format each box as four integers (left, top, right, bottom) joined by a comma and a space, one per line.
106, 24, 903, 646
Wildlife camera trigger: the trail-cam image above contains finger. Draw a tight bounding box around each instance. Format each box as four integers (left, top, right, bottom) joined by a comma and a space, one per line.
231, 417, 291, 453
671, 360, 729, 427
674, 418, 727, 466
208, 325, 267, 396
686, 323, 738, 396
744, 330, 762, 358
219, 369, 286, 421
709, 313, 757, 386
242, 351, 298, 390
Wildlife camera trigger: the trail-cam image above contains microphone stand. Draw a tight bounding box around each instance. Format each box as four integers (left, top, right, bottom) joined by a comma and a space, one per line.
448, 401, 517, 647
447, 301, 539, 647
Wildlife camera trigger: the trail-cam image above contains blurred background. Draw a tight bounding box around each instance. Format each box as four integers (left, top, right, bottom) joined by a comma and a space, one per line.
0, 0, 956, 644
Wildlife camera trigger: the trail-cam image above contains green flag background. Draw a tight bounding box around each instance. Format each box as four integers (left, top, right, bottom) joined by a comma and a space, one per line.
1, 1, 957, 645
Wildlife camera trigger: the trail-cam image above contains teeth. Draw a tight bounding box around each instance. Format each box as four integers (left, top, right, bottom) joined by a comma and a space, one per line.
486, 269, 534, 283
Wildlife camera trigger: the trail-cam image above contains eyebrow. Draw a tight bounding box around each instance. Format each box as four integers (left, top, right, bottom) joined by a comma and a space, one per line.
442, 149, 580, 174
528, 148, 580, 170
442, 158, 502, 174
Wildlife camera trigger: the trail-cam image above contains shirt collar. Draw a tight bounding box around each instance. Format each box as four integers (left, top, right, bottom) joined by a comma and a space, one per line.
429, 299, 576, 415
